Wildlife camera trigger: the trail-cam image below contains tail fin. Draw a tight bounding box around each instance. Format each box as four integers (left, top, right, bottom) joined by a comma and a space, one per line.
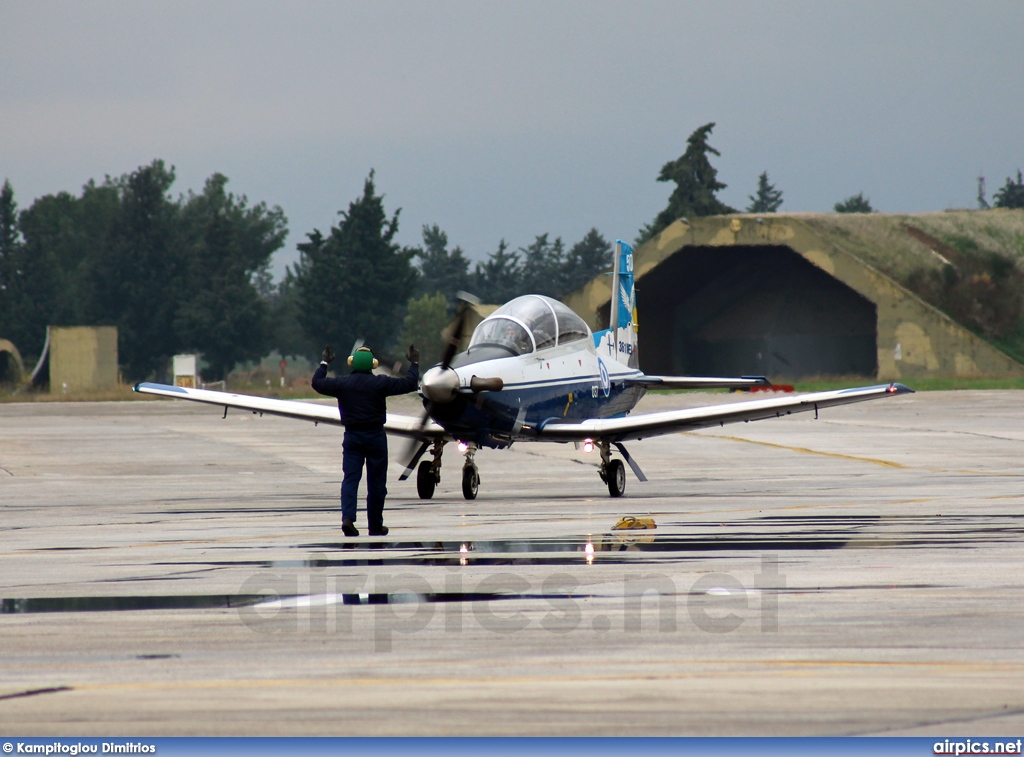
593, 240, 638, 368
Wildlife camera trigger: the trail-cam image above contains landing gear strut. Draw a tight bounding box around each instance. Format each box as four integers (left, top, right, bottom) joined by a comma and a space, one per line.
461, 442, 480, 500
597, 441, 626, 497
416, 439, 445, 499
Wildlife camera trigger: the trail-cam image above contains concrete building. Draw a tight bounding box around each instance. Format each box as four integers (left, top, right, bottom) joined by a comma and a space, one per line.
49, 326, 119, 393
563, 213, 1024, 380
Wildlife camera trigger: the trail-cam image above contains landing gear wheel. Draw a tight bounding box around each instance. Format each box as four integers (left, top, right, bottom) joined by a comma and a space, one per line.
462, 466, 479, 500
416, 460, 436, 499
606, 459, 626, 498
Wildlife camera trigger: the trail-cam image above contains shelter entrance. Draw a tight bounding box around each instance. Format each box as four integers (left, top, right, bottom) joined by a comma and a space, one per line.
637, 246, 878, 379
0, 339, 24, 385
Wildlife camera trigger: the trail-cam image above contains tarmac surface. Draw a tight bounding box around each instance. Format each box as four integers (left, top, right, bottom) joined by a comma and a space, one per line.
1, 389, 1023, 736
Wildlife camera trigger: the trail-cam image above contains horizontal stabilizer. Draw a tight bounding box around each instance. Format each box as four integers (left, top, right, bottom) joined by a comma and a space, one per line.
624, 375, 771, 390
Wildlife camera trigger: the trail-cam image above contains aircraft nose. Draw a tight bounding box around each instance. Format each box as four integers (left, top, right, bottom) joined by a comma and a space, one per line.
421, 366, 460, 403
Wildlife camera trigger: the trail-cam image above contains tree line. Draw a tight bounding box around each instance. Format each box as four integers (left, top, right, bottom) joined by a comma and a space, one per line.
0, 162, 285, 381
3, 129, 1022, 382
0, 165, 612, 380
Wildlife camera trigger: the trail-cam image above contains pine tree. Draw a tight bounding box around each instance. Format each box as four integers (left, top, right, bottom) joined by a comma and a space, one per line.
470, 240, 520, 304
0, 180, 18, 300
746, 171, 784, 213
292, 172, 417, 362
174, 173, 287, 380
0, 180, 23, 353
834, 193, 874, 213
562, 228, 612, 297
413, 224, 470, 308
88, 160, 182, 380
519, 233, 565, 298
638, 122, 735, 244
993, 170, 1024, 209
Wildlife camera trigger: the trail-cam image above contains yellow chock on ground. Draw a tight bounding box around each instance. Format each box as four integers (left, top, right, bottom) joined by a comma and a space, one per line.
612, 516, 656, 530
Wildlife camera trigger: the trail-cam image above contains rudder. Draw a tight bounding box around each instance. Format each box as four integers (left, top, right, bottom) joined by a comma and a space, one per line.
593, 240, 638, 368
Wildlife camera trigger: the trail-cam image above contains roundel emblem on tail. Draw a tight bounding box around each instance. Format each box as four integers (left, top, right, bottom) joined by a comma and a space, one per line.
597, 358, 610, 397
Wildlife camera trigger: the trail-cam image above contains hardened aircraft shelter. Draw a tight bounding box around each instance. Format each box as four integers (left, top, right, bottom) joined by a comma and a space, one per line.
563, 212, 1024, 380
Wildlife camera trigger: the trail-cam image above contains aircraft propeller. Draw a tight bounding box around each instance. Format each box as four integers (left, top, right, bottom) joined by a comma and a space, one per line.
399, 292, 487, 478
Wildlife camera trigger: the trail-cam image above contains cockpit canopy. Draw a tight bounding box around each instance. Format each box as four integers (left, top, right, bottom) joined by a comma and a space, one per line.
468, 295, 591, 356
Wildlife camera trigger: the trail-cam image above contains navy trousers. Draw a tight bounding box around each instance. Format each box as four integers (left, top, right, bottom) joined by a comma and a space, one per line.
341, 428, 389, 529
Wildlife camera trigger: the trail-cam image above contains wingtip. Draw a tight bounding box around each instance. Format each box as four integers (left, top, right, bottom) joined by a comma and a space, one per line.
888, 382, 914, 395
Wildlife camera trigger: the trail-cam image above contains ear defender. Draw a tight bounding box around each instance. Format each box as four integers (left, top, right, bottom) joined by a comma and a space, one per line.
348, 347, 378, 371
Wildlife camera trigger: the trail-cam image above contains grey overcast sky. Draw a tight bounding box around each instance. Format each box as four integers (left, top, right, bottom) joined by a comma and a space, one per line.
2, 1, 1022, 278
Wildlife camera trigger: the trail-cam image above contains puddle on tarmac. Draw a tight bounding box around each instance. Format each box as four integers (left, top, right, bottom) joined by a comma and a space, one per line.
111, 513, 1024, 572
5, 515, 1016, 613
1, 595, 268, 614
1, 590, 605, 614
290, 514, 1024, 562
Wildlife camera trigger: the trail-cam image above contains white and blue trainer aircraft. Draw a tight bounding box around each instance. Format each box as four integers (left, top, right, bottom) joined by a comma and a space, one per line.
135, 241, 913, 499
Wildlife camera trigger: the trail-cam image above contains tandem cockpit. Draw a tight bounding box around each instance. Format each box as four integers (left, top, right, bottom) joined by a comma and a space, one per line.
462, 295, 592, 360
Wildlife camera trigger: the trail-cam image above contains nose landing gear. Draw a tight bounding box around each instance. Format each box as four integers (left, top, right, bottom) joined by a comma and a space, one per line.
413, 438, 480, 500
461, 443, 480, 500
416, 439, 445, 499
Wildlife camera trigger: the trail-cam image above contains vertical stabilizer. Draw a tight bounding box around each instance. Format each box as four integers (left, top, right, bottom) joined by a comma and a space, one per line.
594, 240, 638, 368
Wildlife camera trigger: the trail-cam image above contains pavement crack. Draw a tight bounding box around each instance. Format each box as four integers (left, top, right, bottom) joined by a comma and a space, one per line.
0, 686, 73, 701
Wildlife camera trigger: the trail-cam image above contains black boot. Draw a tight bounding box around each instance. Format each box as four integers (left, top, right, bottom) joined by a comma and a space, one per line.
369, 525, 389, 537
342, 519, 359, 537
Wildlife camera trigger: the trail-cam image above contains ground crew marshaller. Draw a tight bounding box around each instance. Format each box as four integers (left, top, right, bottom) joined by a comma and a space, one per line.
312, 343, 420, 536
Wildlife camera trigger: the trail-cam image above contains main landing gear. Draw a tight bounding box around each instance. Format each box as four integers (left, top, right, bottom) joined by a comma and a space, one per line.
597, 441, 626, 497
415, 439, 480, 501
414, 438, 635, 500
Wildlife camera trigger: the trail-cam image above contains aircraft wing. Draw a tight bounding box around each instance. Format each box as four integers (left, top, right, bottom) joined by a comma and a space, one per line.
534, 383, 913, 442
623, 374, 771, 390
133, 382, 445, 438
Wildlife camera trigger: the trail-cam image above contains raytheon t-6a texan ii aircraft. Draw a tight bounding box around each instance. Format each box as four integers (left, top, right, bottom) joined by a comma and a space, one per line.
135, 241, 912, 499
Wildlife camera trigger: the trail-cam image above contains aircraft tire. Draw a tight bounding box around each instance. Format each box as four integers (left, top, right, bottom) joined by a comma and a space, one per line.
416, 460, 436, 499
607, 459, 626, 498
462, 466, 479, 500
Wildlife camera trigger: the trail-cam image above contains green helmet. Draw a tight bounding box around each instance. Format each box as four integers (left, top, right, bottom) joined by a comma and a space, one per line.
348, 346, 377, 371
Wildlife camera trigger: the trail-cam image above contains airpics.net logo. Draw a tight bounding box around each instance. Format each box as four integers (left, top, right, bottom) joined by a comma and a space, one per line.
234, 554, 785, 652
934, 740, 1023, 755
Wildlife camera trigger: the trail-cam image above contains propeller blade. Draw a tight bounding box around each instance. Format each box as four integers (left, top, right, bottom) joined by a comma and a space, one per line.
400, 404, 435, 469
511, 405, 527, 435
613, 442, 648, 482
440, 309, 468, 369
439, 291, 480, 369
399, 292, 481, 475
398, 439, 431, 481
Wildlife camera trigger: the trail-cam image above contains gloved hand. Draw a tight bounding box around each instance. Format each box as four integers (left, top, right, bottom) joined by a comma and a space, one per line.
321, 345, 335, 365
406, 344, 420, 364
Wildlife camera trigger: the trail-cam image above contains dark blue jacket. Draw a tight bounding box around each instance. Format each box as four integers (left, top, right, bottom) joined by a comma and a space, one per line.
312, 362, 419, 430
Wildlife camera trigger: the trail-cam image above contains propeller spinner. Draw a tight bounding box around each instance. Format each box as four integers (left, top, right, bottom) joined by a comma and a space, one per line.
421, 365, 460, 403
